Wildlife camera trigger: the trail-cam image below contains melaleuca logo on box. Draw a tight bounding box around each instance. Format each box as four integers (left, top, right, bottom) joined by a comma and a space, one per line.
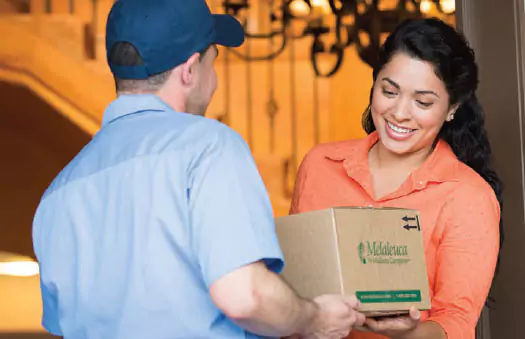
358, 241, 410, 264
358, 242, 367, 264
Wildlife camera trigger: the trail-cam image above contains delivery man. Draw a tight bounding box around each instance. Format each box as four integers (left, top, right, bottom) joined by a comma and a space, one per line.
32, 1, 365, 338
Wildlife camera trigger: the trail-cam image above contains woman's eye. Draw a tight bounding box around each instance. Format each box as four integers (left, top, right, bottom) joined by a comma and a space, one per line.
416, 100, 433, 108
382, 89, 397, 97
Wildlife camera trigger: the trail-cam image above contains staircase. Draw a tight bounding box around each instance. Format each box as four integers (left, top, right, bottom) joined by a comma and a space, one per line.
0, 0, 293, 216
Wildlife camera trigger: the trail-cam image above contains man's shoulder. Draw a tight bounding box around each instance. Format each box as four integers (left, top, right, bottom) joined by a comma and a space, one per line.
178, 117, 248, 152
105, 111, 244, 155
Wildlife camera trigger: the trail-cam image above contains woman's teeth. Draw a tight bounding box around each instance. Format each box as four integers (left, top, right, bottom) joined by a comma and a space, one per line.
387, 122, 413, 134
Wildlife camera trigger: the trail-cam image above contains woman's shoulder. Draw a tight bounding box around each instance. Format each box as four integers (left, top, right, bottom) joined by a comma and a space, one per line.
454, 161, 495, 192
302, 138, 366, 162
449, 161, 500, 210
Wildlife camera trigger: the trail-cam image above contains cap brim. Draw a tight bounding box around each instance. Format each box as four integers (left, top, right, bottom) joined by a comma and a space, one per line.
213, 14, 245, 48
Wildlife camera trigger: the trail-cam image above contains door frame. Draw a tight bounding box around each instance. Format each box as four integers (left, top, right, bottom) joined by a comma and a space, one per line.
456, 0, 525, 338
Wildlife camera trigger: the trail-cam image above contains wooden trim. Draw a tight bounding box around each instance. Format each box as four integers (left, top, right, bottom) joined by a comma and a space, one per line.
513, 0, 525, 214
456, 3, 493, 339
456, 1, 525, 338
455, 0, 475, 42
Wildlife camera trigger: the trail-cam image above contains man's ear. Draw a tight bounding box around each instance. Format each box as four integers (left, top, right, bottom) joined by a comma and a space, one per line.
181, 52, 201, 86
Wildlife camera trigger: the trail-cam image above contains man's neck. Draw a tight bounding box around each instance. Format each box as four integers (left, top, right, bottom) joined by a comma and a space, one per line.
117, 90, 187, 113
157, 88, 186, 113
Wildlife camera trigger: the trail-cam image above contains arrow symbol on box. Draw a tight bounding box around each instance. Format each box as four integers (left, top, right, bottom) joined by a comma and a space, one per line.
402, 216, 416, 222
404, 224, 418, 231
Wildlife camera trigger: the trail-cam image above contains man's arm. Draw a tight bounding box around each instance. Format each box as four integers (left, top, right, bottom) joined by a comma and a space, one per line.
210, 261, 363, 338
189, 125, 363, 337
210, 261, 316, 337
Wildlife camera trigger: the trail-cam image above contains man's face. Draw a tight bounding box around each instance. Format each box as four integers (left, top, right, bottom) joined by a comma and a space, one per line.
187, 45, 218, 116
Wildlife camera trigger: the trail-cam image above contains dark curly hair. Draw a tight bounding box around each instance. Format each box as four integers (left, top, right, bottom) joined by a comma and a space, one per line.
362, 18, 504, 277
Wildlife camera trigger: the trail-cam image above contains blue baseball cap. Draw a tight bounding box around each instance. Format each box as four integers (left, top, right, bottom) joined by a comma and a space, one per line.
106, 0, 245, 79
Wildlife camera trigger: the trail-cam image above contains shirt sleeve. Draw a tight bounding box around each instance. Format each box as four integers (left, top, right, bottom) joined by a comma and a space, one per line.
426, 184, 500, 339
40, 279, 63, 336
188, 124, 284, 288
33, 207, 63, 336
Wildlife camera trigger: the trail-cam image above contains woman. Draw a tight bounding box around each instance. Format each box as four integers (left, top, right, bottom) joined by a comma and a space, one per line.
290, 18, 503, 339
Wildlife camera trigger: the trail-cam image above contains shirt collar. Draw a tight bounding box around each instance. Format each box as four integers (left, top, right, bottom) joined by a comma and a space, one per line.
102, 94, 173, 126
325, 131, 460, 188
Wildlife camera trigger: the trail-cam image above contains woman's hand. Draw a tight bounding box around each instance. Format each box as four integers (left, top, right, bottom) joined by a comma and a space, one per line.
357, 306, 421, 339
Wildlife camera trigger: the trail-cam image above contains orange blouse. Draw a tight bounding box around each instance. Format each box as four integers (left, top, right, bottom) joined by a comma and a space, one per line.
290, 132, 500, 339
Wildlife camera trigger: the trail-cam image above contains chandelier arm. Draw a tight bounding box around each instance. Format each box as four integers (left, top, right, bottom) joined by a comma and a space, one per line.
227, 33, 289, 61
327, 0, 339, 14
334, 9, 356, 47
311, 41, 345, 77
221, 0, 453, 75
244, 29, 286, 39
327, 0, 355, 16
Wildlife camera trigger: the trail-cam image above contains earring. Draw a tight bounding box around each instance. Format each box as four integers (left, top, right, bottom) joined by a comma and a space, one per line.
448, 114, 455, 122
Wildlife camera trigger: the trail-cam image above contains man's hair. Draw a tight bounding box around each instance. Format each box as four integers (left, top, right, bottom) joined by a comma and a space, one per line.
109, 42, 210, 93
109, 42, 172, 92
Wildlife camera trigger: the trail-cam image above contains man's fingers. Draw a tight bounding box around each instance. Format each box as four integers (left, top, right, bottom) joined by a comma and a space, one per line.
354, 312, 366, 327
342, 295, 361, 309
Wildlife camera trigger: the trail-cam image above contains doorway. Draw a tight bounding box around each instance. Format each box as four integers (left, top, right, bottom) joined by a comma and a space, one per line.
457, 0, 525, 338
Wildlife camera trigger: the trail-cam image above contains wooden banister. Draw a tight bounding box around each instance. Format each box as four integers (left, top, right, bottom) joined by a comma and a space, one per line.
94, 0, 114, 60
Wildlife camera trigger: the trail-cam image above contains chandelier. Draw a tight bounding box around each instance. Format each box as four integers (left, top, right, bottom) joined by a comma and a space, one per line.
222, 0, 455, 77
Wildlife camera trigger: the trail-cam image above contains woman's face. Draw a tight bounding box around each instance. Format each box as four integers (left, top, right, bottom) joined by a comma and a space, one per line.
371, 52, 456, 156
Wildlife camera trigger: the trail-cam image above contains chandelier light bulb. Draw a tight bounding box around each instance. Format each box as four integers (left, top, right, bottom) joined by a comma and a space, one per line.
420, 0, 433, 13
439, 0, 455, 14
289, 0, 310, 17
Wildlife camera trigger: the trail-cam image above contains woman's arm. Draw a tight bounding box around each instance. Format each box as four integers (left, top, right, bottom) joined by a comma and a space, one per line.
402, 321, 446, 339
362, 183, 500, 339
403, 321, 447, 339
423, 184, 500, 338
360, 307, 445, 339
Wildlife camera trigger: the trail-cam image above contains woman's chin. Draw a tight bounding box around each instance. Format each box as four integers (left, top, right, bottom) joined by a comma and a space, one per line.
378, 136, 416, 156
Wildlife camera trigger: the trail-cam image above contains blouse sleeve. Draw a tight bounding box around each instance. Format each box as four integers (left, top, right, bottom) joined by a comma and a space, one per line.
426, 183, 500, 339
289, 150, 314, 215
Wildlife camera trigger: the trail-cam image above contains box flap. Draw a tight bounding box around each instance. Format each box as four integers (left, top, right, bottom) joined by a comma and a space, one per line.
275, 209, 343, 299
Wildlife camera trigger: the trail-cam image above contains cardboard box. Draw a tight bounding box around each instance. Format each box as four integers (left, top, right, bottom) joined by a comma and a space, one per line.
275, 207, 431, 316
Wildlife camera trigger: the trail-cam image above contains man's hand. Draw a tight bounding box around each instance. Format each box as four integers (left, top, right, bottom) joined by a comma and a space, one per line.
357, 306, 421, 338
301, 295, 366, 339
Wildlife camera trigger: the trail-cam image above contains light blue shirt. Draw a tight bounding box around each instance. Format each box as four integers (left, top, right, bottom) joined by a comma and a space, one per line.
32, 94, 284, 339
